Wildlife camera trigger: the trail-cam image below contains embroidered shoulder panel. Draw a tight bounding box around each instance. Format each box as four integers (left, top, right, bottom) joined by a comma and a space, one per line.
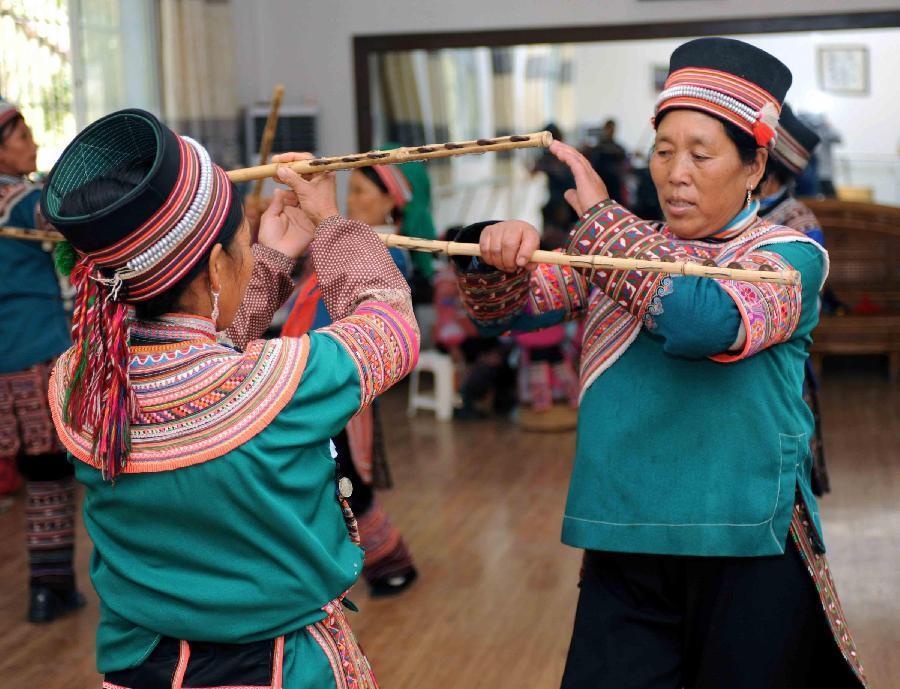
49, 336, 310, 473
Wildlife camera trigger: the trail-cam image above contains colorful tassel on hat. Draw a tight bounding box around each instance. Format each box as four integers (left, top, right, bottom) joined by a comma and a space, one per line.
64, 257, 138, 480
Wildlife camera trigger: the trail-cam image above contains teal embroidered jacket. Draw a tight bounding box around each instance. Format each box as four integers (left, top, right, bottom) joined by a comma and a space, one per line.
456, 201, 828, 557
51, 218, 419, 682
0, 175, 70, 373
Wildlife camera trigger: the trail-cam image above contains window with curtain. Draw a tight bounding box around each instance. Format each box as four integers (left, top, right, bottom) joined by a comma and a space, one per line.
0, 0, 76, 171
0, 0, 160, 171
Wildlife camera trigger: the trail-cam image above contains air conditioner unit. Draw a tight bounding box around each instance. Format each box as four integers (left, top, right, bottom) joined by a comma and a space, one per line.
243, 104, 318, 166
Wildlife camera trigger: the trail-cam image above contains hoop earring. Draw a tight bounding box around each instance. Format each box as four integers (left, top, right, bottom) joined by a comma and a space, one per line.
210, 289, 220, 324
746, 189, 753, 208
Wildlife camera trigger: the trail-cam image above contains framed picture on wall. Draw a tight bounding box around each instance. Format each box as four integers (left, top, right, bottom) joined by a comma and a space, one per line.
817, 45, 869, 95
652, 64, 668, 94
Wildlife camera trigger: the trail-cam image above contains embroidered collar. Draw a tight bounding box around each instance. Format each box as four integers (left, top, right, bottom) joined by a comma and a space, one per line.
707, 200, 760, 241
49, 326, 311, 474
129, 312, 217, 345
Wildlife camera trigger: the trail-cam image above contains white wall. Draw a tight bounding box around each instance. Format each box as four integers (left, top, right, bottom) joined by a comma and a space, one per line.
231, 0, 899, 160
572, 29, 900, 161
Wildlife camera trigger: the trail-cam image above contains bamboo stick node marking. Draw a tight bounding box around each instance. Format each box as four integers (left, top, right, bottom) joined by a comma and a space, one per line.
225, 131, 554, 183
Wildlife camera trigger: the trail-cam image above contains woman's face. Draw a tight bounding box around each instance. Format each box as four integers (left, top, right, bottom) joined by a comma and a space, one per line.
215, 218, 255, 329
346, 169, 395, 227
0, 119, 38, 176
650, 110, 766, 239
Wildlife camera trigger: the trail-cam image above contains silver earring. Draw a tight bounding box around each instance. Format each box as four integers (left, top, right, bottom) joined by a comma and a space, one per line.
746, 189, 752, 208
210, 289, 220, 323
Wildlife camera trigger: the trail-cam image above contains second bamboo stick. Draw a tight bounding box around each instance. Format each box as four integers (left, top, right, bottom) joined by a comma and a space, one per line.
378, 233, 799, 286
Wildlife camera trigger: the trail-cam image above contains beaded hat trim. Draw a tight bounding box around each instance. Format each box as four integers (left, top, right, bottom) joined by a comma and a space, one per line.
655, 67, 782, 147
87, 136, 232, 301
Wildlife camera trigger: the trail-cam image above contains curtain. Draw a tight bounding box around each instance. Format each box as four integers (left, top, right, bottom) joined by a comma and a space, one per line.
377, 52, 425, 147
159, 0, 240, 168
490, 46, 515, 175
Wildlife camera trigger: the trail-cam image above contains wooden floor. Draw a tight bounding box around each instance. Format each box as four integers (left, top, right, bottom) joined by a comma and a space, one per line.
0, 359, 897, 689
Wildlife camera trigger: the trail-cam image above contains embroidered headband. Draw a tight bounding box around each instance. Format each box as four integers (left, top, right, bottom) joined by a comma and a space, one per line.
653, 38, 792, 149
771, 105, 820, 176
0, 98, 22, 130
373, 165, 412, 210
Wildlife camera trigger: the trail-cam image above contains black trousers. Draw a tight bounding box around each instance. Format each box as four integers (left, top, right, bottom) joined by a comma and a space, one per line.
561, 542, 858, 689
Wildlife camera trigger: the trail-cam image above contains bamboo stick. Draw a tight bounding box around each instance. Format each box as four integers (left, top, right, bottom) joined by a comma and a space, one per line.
226, 131, 553, 183
0, 226, 62, 243
248, 84, 285, 204
378, 233, 799, 286
0, 226, 799, 285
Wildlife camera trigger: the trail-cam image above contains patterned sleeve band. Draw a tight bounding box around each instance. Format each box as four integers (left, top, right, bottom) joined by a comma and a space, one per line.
320, 302, 419, 408
709, 249, 802, 362
225, 244, 297, 350
457, 269, 531, 328
566, 200, 688, 323
456, 261, 591, 330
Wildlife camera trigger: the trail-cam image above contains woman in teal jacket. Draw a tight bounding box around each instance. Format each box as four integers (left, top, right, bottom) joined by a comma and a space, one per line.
41, 109, 418, 687
454, 38, 866, 689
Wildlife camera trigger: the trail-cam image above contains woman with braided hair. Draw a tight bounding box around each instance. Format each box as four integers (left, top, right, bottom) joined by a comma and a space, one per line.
41, 109, 418, 687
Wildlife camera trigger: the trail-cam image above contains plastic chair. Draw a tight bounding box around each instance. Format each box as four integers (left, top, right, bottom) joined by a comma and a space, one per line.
407, 350, 455, 421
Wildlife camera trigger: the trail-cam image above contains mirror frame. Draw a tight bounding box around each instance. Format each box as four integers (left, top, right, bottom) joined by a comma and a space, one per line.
353, 10, 900, 149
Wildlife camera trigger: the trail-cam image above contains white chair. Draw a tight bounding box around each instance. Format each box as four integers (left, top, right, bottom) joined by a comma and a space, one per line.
407, 350, 455, 421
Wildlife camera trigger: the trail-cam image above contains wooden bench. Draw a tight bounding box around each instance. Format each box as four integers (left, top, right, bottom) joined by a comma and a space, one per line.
803, 199, 900, 380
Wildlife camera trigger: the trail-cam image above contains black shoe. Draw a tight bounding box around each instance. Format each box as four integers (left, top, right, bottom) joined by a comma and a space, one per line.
369, 567, 418, 598
28, 585, 86, 623
453, 406, 487, 421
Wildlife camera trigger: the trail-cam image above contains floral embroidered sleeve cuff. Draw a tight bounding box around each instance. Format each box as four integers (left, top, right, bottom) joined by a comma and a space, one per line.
709, 243, 822, 362
225, 244, 297, 350
566, 200, 687, 323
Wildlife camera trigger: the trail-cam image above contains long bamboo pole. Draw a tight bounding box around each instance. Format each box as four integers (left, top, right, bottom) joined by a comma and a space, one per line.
226, 131, 553, 183
0, 226, 798, 286
248, 84, 285, 204
378, 233, 799, 286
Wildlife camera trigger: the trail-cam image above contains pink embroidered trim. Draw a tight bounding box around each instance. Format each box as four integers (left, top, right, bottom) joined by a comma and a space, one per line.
710, 249, 801, 362
307, 600, 379, 689
172, 640, 191, 689
527, 259, 590, 318
321, 301, 418, 408
790, 501, 868, 686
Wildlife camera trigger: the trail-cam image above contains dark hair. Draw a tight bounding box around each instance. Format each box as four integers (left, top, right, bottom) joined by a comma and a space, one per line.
359, 166, 404, 225
656, 109, 760, 166
57, 157, 244, 321
760, 158, 794, 189
0, 113, 24, 144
